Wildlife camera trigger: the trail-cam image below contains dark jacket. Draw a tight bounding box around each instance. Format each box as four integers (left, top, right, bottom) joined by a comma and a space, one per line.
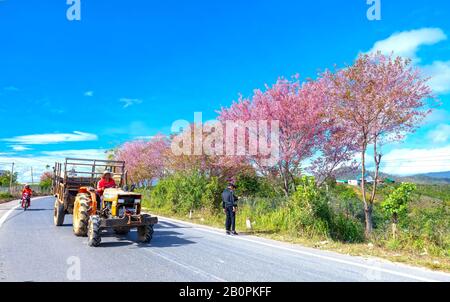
222, 188, 238, 208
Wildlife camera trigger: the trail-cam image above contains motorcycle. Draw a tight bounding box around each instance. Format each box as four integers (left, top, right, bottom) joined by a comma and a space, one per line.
21, 192, 31, 211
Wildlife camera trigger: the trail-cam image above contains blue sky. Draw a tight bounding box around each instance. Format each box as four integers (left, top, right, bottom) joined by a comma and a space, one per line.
0, 0, 449, 181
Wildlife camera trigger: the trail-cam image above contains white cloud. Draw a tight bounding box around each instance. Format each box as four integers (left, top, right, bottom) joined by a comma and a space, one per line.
380, 145, 450, 175
423, 109, 450, 124
0, 149, 107, 183
40, 149, 107, 159
422, 61, 450, 94
84, 91, 94, 97
134, 135, 154, 141
1, 131, 98, 145
10, 145, 32, 152
427, 124, 450, 143
367, 28, 447, 62
120, 98, 143, 108
3, 86, 19, 92
367, 27, 450, 95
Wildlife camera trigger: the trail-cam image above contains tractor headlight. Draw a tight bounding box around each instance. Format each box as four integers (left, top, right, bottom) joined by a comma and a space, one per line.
118, 199, 125, 204
134, 199, 141, 204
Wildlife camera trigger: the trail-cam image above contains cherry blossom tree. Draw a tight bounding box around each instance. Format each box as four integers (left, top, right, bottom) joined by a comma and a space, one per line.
167, 123, 254, 180
39, 171, 53, 190
218, 76, 328, 196
115, 134, 170, 184
323, 52, 435, 235
309, 125, 359, 186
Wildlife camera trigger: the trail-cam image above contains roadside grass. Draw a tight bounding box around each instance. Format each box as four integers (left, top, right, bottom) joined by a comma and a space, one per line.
0, 192, 15, 204
142, 202, 450, 272
139, 178, 449, 273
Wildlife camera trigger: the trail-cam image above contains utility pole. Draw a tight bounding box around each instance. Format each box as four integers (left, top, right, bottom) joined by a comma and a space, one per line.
9, 162, 14, 194
31, 167, 34, 185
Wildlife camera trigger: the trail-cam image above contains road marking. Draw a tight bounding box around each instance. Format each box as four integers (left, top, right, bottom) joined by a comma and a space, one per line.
157, 216, 443, 282
0, 197, 49, 229
0, 205, 20, 229
146, 249, 227, 282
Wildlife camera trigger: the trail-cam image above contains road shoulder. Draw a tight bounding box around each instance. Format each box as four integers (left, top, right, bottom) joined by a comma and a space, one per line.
147, 211, 450, 281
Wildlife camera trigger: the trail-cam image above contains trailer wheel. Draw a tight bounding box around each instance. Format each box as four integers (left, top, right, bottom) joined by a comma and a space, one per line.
73, 194, 90, 236
137, 224, 154, 243
88, 216, 101, 247
53, 200, 65, 226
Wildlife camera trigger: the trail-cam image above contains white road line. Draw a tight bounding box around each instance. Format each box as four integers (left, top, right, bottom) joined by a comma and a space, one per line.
0, 204, 20, 229
0, 197, 49, 229
146, 249, 227, 282
157, 216, 442, 282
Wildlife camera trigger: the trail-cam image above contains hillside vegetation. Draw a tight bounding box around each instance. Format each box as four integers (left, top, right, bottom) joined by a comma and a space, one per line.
140, 173, 450, 271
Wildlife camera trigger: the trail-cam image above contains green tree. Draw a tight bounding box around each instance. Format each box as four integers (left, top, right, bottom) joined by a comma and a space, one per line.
39, 171, 53, 190
381, 183, 416, 239
0, 171, 18, 187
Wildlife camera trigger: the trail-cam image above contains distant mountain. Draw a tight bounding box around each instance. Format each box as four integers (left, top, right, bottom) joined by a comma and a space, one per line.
420, 171, 450, 179
398, 174, 450, 185
333, 167, 450, 185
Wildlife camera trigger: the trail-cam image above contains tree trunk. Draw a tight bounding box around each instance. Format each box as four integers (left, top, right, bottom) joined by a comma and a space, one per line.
360, 143, 373, 237
279, 163, 290, 197
392, 212, 398, 240
364, 202, 373, 236
370, 137, 382, 205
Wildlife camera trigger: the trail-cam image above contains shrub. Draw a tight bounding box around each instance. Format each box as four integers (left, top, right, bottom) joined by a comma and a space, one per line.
149, 172, 226, 214
331, 213, 365, 243
401, 202, 449, 256
235, 173, 280, 198
201, 176, 226, 213
0, 192, 13, 200
235, 173, 260, 197
381, 183, 416, 222
287, 176, 333, 239
330, 185, 362, 219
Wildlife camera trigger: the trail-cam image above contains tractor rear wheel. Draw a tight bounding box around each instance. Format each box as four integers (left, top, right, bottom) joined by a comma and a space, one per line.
137, 224, 154, 243
88, 215, 101, 247
113, 227, 130, 235
73, 194, 90, 237
53, 200, 65, 226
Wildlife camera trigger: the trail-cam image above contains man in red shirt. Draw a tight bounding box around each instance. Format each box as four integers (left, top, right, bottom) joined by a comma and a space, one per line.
22, 184, 33, 196
97, 171, 117, 196
22, 184, 33, 208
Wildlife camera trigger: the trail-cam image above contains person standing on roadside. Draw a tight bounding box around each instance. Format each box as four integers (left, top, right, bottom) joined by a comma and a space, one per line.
222, 183, 239, 235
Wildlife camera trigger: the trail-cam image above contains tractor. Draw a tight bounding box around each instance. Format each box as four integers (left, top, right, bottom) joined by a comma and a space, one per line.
52, 158, 158, 247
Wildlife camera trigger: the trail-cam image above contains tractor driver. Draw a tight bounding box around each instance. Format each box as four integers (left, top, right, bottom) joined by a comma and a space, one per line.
97, 171, 117, 196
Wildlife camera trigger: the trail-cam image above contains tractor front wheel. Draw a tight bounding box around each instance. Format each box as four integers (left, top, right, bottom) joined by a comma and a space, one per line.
88, 215, 102, 247
137, 224, 154, 243
73, 194, 90, 236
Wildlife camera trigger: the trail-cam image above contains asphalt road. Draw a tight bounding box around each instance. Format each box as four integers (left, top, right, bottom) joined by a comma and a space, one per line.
0, 196, 449, 282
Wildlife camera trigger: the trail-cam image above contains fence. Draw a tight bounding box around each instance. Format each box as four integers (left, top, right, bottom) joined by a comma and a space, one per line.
0, 185, 51, 196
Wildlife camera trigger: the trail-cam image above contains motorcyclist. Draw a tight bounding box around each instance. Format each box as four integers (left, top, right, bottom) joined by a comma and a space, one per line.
22, 184, 32, 207
22, 184, 32, 197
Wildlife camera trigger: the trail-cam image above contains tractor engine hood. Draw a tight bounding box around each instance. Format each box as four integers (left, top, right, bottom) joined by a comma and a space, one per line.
102, 188, 142, 202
